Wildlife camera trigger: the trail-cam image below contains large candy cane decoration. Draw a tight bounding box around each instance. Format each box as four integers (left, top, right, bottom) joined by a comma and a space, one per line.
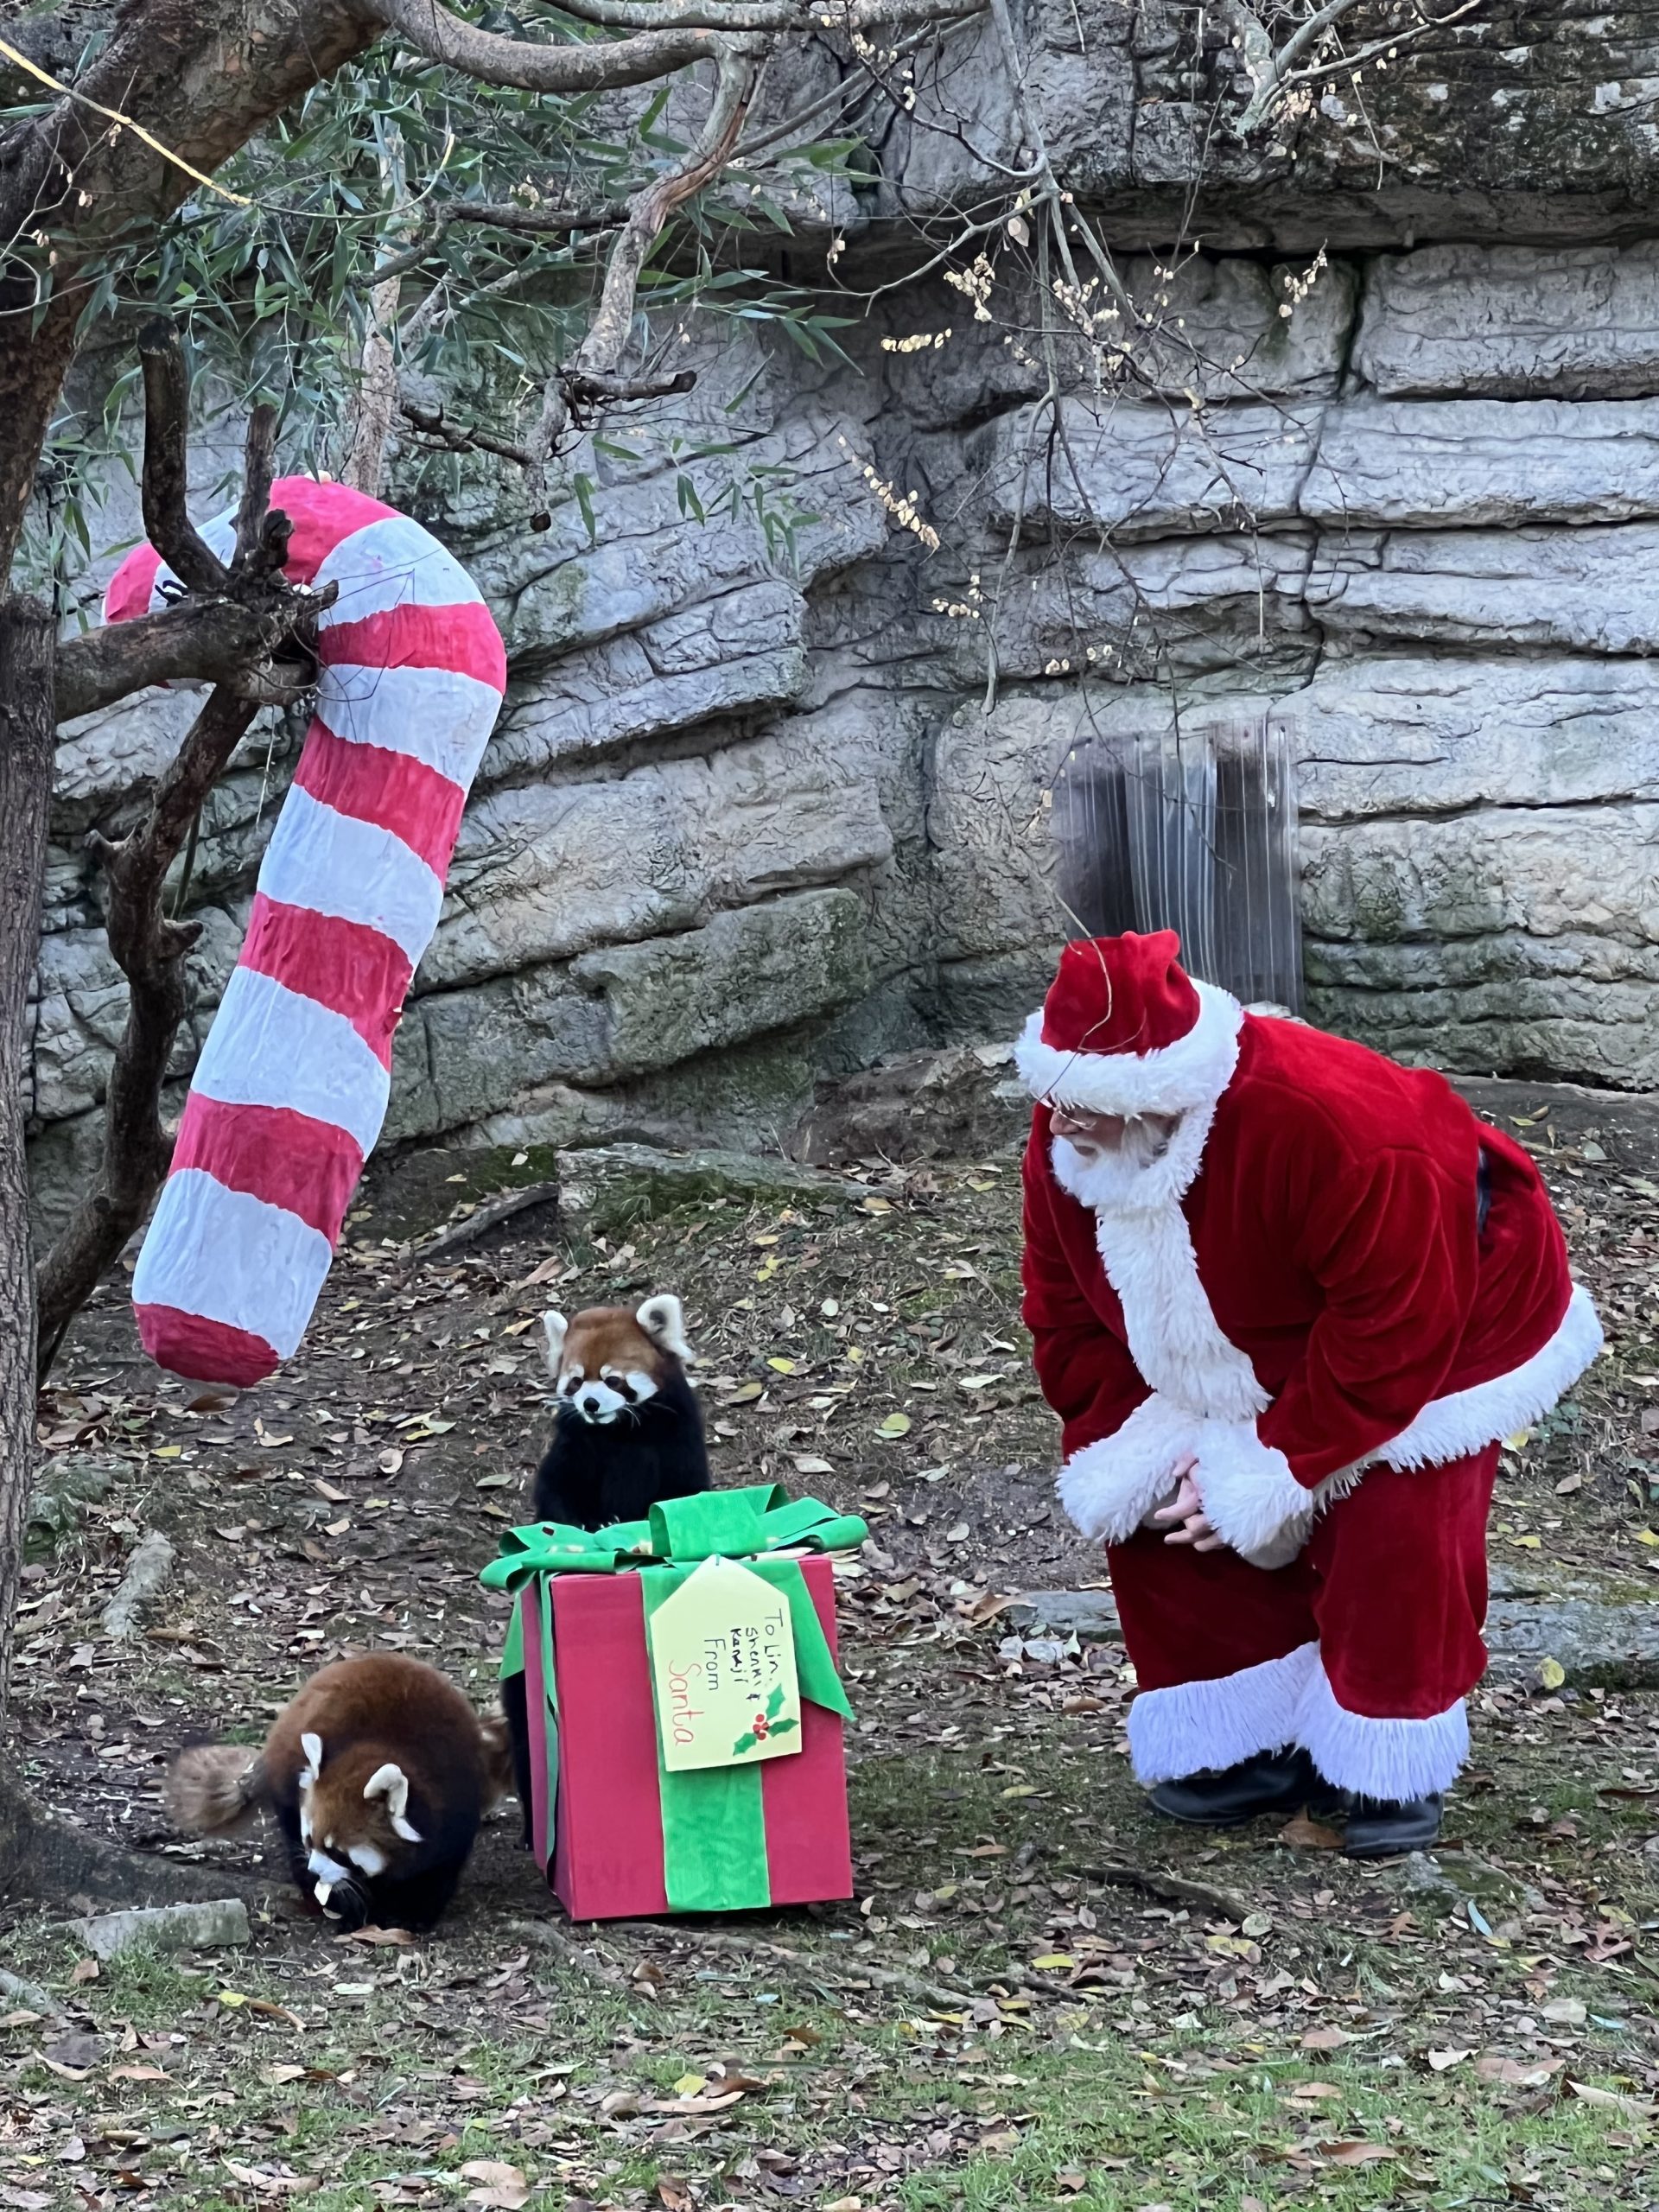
104, 479, 507, 1386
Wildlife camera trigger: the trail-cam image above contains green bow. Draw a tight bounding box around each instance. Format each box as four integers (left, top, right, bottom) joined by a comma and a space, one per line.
480, 1483, 868, 1591
484, 1485, 867, 1913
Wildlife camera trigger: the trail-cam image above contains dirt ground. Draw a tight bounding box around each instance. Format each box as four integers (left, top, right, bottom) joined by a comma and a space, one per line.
3, 1091, 1658, 2210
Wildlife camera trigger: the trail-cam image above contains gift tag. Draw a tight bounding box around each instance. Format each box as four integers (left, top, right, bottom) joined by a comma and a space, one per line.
645, 1556, 803, 1771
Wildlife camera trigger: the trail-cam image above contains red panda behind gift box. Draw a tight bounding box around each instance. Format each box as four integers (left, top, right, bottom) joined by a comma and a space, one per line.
503, 1292, 710, 1840
531, 1293, 709, 1527
166, 1654, 511, 1932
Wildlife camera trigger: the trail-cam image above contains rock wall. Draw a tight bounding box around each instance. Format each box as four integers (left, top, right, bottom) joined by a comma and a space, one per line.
29, 4, 1659, 1225
925, 238, 1659, 1087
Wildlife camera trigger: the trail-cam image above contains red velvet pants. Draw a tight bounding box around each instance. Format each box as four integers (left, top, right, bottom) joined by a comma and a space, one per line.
1106, 1445, 1499, 1801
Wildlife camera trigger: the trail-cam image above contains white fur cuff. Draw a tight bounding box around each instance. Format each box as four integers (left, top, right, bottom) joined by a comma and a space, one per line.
1297, 1657, 1469, 1799
1014, 982, 1243, 1117
1057, 1393, 1198, 1544
1192, 1417, 1315, 1560
1128, 1642, 1318, 1783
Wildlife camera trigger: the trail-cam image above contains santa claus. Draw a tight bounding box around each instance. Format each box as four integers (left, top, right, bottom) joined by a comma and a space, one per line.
1020, 931, 1601, 1856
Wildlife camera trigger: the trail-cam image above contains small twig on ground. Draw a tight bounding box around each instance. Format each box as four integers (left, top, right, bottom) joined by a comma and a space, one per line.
408, 1182, 561, 1264
101, 1529, 176, 1640
1084, 1859, 1250, 1923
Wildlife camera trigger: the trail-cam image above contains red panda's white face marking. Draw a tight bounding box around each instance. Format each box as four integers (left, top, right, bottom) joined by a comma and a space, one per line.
543, 1296, 693, 1425
299, 1742, 421, 1916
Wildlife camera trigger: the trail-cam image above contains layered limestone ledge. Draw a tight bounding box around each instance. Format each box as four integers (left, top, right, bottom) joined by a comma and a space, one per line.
1354, 241, 1659, 400
982, 395, 1659, 542
383, 887, 874, 1143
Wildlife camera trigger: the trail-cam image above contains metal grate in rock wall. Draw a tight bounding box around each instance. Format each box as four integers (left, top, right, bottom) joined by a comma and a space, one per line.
1051, 715, 1302, 1013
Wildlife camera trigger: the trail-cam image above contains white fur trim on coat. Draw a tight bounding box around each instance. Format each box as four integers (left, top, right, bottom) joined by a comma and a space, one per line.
1058, 1392, 1198, 1544
1295, 1656, 1469, 1800
1191, 1418, 1313, 1560
1015, 981, 1243, 1117
1128, 1642, 1317, 1783
1051, 1133, 1268, 1424
1376, 1285, 1603, 1471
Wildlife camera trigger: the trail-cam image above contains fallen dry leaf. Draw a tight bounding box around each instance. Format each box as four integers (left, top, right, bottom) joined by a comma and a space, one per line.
1567, 2081, 1656, 2116
1279, 1814, 1344, 1851
221, 2163, 319, 2197
1318, 2142, 1395, 2167
1476, 2055, 1562, 2088
1427, 2049, 1472, 2073
1300, 2027, 1355, 2051
460, 2161, 530, 2210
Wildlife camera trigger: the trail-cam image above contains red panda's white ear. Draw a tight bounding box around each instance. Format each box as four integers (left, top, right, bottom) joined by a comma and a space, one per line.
636, 1294, 692, 1363
364, 1760, 423, 1842
542, 1311, 568, 1378
301, 1732, 323, 1783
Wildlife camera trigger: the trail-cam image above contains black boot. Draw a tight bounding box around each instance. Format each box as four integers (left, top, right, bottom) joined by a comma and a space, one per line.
1341, 1794, 1443, 1859
1148, 1746, 1318, 1828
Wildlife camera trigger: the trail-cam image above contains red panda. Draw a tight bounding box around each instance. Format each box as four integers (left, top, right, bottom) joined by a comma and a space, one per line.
531, 1293, 708, 1529
500, 1294, 710, 1837
166, 1654, 510, 1933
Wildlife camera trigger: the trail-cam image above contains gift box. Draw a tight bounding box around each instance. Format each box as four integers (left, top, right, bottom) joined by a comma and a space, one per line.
483, 1485, 867, 1921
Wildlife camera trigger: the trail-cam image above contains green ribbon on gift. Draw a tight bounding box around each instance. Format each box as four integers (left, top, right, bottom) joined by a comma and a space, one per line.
483, 1485, 867, 1912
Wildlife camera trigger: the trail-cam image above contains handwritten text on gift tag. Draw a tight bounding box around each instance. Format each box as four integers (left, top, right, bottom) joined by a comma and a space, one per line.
647, 1556, 804, 1772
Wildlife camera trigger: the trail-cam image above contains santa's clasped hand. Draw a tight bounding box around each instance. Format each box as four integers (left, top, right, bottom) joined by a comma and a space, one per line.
1020, 931, 1602, 1856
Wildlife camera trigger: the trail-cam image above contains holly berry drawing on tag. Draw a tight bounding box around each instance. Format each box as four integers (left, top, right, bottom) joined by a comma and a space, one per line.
731, 1683, 797, 1758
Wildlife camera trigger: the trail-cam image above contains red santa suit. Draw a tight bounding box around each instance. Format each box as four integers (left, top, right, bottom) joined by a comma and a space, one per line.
1019, 933, 1602, 1802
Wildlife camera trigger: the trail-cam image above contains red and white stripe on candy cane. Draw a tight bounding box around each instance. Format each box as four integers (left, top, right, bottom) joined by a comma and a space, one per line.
104, 479, 507, 1386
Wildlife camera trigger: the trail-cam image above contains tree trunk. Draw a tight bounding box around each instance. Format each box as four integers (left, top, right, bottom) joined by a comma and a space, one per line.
0, 596, 53, 1718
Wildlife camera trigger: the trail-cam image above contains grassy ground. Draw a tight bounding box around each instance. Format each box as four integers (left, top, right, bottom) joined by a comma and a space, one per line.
4, 1108, 1658, 2209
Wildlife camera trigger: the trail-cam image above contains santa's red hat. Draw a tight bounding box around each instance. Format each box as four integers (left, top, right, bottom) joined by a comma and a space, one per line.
1014, 931, 1243, 1116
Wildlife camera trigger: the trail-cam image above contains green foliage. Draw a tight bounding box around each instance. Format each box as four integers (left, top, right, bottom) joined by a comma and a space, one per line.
9, 22, 871, 593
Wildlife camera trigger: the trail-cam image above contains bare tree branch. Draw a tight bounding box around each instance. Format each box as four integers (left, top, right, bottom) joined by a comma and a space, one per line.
0, 594, 55, 1707
549, 0, 981, 30
54, 596, 312, 723
55, 379, 326, 726
1228, 0, 1480, 136
575, 39, 763, 378
341, 127, 409, 498
137, 320, 231, 596
378, 0, 718, 91
37, 359, 334, 1373
230, 404, 281, 575
356, 196, 632, 290
35, 685, 260, 1379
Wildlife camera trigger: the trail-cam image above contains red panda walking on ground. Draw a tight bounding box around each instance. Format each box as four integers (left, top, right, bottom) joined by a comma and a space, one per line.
166, 1654, 510, 1933
501, 1292, 710, 1836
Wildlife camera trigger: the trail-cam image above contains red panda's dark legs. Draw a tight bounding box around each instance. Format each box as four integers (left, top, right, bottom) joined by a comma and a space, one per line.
369, 1857, 467, 1932
499, 1672, 535, 1851
271, 1794, 326, 1914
